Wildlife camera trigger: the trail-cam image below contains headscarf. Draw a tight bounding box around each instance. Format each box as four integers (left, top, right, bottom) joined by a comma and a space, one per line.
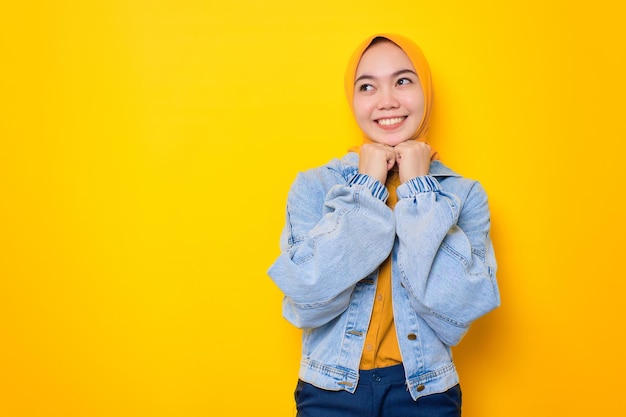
344, 34, 435, 152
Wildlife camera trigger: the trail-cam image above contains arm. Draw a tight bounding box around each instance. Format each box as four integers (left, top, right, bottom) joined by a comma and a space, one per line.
268, 170, 396, 329
394, 177, 500, 346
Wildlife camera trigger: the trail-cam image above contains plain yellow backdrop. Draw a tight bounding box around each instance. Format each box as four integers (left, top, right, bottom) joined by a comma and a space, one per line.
1, 1, 625, 416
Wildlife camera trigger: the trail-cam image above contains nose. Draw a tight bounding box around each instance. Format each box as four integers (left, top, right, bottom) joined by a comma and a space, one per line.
377, 87, 400, 110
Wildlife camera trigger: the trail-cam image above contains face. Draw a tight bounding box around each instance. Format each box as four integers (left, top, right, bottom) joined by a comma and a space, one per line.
352, 40, 425, 146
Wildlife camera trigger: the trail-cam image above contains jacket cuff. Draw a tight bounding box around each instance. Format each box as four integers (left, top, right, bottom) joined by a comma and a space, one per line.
397, 176, 440, 198
349, 173, 389, 202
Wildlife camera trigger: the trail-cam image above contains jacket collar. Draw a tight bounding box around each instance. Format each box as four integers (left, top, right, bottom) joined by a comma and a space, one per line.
429, 160, 460, 177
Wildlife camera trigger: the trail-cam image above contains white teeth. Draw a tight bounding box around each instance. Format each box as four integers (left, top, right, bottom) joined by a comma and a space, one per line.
378, 117, 405, 126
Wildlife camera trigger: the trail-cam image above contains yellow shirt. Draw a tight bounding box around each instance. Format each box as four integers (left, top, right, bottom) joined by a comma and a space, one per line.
359, 171, 403, 369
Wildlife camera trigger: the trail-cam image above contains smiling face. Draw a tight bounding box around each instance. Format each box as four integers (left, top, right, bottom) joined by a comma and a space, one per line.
352, 40, 425, 146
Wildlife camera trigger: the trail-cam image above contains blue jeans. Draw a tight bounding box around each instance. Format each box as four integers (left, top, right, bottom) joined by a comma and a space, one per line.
294, 364, 462, 417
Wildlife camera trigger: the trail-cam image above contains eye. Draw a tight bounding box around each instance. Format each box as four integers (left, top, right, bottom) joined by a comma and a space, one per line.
358, 83, 374, 92
397, 77, 413, 86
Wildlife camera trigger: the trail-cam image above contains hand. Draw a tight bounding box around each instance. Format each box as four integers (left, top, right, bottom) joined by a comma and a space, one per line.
358, 143, 396, 184
394, 141, 432, 183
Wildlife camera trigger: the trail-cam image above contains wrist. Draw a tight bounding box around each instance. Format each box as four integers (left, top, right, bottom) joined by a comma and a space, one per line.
349, 173, 389, 202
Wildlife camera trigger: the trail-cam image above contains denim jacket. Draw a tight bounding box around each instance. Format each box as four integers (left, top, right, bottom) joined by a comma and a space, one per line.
268, 152, 500, 400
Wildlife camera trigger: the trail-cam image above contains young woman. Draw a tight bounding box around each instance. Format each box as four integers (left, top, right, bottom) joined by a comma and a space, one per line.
268, 33, 500, 417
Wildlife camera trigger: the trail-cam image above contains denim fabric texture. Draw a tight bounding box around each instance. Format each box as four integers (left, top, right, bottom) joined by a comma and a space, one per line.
268, 152, 500, 401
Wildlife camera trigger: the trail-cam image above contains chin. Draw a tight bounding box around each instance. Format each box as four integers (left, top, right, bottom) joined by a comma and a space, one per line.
382, 137, 412, 146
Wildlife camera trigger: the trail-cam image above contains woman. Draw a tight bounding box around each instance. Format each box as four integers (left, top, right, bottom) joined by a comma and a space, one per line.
268, 33, 500, 417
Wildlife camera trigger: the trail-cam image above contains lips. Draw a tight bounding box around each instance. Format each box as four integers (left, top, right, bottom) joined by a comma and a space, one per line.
376, 116, 406, 128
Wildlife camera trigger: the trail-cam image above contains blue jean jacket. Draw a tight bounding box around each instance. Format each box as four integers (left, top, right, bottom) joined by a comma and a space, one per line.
268, 152, 500, 400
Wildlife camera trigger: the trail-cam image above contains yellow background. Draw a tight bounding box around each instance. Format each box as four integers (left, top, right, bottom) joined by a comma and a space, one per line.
1, 1, 624, 416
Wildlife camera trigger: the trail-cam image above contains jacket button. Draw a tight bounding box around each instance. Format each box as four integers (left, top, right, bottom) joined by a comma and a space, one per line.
407, 333, 417, 340
417, 384, 425, 392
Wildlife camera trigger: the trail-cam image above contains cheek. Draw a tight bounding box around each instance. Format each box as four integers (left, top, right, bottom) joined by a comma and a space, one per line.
352, 98, 372, 123
403, 92, 425, 113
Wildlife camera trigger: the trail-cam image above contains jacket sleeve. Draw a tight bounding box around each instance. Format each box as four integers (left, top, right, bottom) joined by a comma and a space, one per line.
267, 172, 396, 329
394, 176, 500, 346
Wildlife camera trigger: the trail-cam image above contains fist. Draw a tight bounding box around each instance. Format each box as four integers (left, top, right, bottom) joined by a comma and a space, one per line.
358, 143, 396, 184
394, 141, 432, 183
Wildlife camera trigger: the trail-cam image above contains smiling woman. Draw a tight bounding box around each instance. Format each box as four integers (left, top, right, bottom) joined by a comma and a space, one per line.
268, 33, 500, 417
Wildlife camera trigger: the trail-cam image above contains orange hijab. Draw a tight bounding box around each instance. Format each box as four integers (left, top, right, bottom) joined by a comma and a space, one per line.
345, 34, 435, 155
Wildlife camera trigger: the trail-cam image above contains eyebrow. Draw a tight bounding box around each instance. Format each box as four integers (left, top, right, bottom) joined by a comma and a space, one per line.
354, 69, 418, 85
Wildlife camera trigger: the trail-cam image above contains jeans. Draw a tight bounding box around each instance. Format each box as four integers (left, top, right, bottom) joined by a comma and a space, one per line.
294, 364, 462, 417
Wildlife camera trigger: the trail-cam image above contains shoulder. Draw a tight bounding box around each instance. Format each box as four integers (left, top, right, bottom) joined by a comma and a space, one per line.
284, 153, 359, 208
431, 161, 488, 201
294, 152, 359, 188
